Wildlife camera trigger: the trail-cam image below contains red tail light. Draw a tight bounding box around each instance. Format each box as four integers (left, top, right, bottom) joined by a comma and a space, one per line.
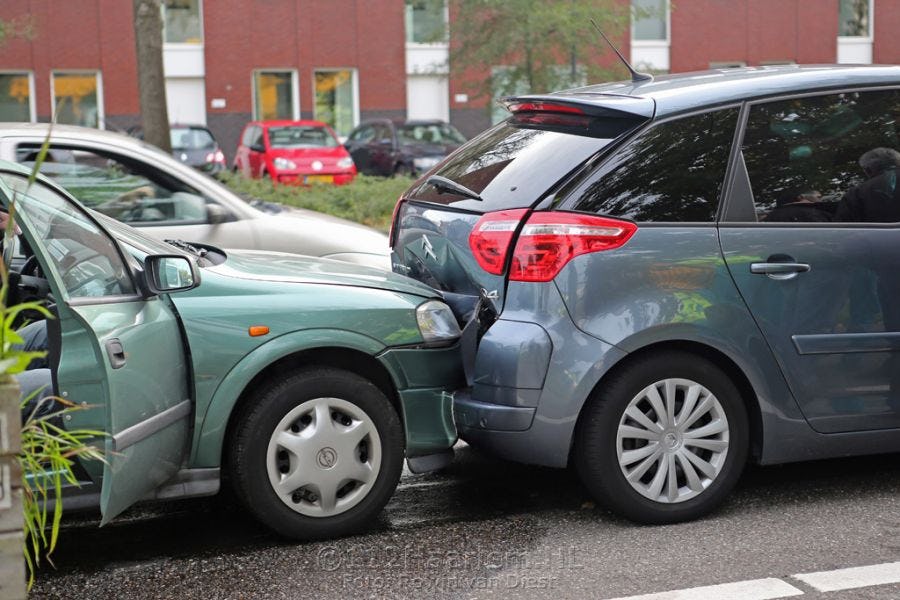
468, 209, 529, 275
510, 212, 637, 281
506, 101, 586, 115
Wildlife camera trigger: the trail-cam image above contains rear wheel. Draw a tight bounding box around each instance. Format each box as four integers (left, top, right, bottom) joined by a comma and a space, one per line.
574, 351, 748, 524
229, 367, 404, 539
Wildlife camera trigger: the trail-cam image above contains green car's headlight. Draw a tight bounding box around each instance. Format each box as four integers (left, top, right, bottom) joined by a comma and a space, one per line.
416, 300, 461, 343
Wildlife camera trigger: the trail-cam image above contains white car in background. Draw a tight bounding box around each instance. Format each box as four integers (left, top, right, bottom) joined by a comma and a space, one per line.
0, 123, 389, 269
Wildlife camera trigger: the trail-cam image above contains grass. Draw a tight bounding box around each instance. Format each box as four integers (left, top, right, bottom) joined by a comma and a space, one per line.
221, 173, 416, 233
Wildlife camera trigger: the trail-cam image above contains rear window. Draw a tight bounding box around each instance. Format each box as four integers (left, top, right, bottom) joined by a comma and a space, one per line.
171, 127, 216, 150
560, 107, 739, 222
404, 118, 639, 212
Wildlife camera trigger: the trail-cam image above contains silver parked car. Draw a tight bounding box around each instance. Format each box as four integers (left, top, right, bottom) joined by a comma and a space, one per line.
0, 123, 389, 269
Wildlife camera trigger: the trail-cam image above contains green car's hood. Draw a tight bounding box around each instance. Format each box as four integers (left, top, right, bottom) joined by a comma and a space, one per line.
208, 249, 437, 298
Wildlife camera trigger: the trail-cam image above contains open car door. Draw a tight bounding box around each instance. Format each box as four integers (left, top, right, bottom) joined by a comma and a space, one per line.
0, 171, 191, 524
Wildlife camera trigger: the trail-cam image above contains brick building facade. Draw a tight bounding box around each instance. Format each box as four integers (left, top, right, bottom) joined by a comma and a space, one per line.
1, 0, 898, 162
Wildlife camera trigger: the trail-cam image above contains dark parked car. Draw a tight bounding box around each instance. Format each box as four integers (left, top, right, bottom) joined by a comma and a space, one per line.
345, 119, 466, 177
129, 124, 227, 174
390, 65, 900, 524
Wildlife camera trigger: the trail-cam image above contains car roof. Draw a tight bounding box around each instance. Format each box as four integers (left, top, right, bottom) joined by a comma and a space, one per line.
525, 64, 900, 119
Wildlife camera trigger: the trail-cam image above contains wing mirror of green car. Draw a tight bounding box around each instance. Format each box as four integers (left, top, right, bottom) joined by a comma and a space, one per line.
144, 254, 201, 295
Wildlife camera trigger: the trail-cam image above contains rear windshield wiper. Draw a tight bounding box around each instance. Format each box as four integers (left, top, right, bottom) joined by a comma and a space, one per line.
426, 175, 483, 202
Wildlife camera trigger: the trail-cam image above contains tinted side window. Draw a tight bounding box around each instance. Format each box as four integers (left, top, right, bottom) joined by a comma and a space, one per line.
743, 89, 900, 223
564, 108, 739, 222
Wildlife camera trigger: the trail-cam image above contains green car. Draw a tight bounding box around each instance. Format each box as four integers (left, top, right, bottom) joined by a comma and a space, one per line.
1, 162, 463, 539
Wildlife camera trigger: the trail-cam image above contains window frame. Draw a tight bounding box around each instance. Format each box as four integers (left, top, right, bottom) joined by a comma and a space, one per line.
631, 0, 670, 44
162, 0, 204, 46
251, 69, 300, 121
50, 70, 104, 129
555, 103, 743, 227
837, 0, 874, 41
404, 0, 449, 47
312, 68, 360, 137
719, 84, 900, 227
0, 71, 36, 122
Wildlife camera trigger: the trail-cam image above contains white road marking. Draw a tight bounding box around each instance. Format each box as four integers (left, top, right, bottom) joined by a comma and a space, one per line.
792, 561, 900, 592
605, 578, 804, 600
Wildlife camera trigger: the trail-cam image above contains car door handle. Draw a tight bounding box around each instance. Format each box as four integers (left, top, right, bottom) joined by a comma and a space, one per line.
750, 262, 810, 280
105, 338, 127, 370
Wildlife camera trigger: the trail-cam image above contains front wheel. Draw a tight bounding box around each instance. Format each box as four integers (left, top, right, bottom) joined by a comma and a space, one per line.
229, 367, 404, 539
574, 351, 748, 524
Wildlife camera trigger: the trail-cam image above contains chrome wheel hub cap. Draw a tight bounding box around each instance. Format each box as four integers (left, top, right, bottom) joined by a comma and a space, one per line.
266, 397, 381, 517
616, 378, 730, 504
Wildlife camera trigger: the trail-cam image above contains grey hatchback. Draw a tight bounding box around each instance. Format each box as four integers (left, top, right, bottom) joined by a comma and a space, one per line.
391, 65, 900, 524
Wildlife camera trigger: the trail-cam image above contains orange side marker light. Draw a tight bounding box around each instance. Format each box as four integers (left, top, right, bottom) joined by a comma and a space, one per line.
249, 325, 270, 337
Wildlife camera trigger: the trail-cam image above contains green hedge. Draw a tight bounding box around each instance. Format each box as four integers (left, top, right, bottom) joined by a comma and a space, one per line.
221, 173, 415, 232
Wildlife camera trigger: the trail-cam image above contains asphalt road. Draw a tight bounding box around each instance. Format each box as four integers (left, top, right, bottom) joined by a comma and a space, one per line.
30, 444, 900, 599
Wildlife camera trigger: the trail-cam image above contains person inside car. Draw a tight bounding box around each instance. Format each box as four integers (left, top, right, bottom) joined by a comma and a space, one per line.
835, 147, 900, 223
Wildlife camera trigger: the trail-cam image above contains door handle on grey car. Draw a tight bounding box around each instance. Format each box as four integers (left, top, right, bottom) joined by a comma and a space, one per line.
750, 262, 810, 280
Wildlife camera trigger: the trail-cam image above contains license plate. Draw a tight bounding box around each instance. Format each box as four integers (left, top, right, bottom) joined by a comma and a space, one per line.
304, 175, 334, 184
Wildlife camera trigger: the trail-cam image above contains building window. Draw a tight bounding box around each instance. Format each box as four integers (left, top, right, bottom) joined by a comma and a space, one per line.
0, 72, 34, 122
314, 70, 357, 138
839, 0, 871, 37
405, 0, 447, 44
632, 0, 668, 41
253, 71, 297, 121
164, 0, 203, 44
51, 72, 102, 128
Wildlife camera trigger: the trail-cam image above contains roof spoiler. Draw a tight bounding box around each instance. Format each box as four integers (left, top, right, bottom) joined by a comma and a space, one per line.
500, 94, 655, 120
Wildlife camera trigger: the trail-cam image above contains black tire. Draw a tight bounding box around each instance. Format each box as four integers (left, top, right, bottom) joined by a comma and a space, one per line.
574, 351, 749, 524
229, 367, 404, 540
393, 162, 413, 177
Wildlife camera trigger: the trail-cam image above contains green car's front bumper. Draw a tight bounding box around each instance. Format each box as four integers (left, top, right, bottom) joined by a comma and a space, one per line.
377, 342, 465, 459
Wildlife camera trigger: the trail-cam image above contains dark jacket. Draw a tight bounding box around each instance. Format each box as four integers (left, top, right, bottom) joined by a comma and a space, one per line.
835, 169, 900, 223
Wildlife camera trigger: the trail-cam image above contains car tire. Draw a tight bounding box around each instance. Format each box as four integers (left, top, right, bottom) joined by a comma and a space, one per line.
393, 163, 413, 178
574, 351, 748, 524
229, 367, 404, 540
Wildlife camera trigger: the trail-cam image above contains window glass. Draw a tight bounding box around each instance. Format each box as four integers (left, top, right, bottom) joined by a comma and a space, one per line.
839, 0, 870, 37
52, 72, 101, 128
314, 70, 356, 137
632, 0, 668, 41
0, 73, 31, 121
743, 89, 900, 223
164, 0, 202, 43
406, 120, 628, 211
349, 125, 374, 143
170, 126, 215, 150
1, 173, 136, 299
254, 71, 295, 120
564, 108, 739, 222
404, 0, 447, 44
17, 145, 211, 225
267, 125, 338, 148
397, 122, 467, 145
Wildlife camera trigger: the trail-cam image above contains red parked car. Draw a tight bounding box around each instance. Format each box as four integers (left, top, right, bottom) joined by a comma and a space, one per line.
233, 120, 356, 185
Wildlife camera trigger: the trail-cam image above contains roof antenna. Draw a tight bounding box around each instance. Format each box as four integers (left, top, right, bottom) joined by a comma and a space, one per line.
590, 18, 653, 83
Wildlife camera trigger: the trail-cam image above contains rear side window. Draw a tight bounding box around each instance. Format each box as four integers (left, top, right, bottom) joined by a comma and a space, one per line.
561, 108, 739, 222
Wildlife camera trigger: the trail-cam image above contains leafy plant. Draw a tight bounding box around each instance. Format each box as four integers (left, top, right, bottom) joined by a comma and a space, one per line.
1, 127, 106, 589
221, 172, 414, 232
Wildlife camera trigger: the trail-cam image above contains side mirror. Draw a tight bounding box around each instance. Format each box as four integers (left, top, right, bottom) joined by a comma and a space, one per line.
206, 203, 232, 224
378, 138, 393, 147
144, 254, 200, 294
250, 143, 266, 153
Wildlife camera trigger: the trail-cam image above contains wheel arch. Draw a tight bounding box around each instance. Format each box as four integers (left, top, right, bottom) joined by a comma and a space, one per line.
189, 330, 403, 468
570, 339, 764, 465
